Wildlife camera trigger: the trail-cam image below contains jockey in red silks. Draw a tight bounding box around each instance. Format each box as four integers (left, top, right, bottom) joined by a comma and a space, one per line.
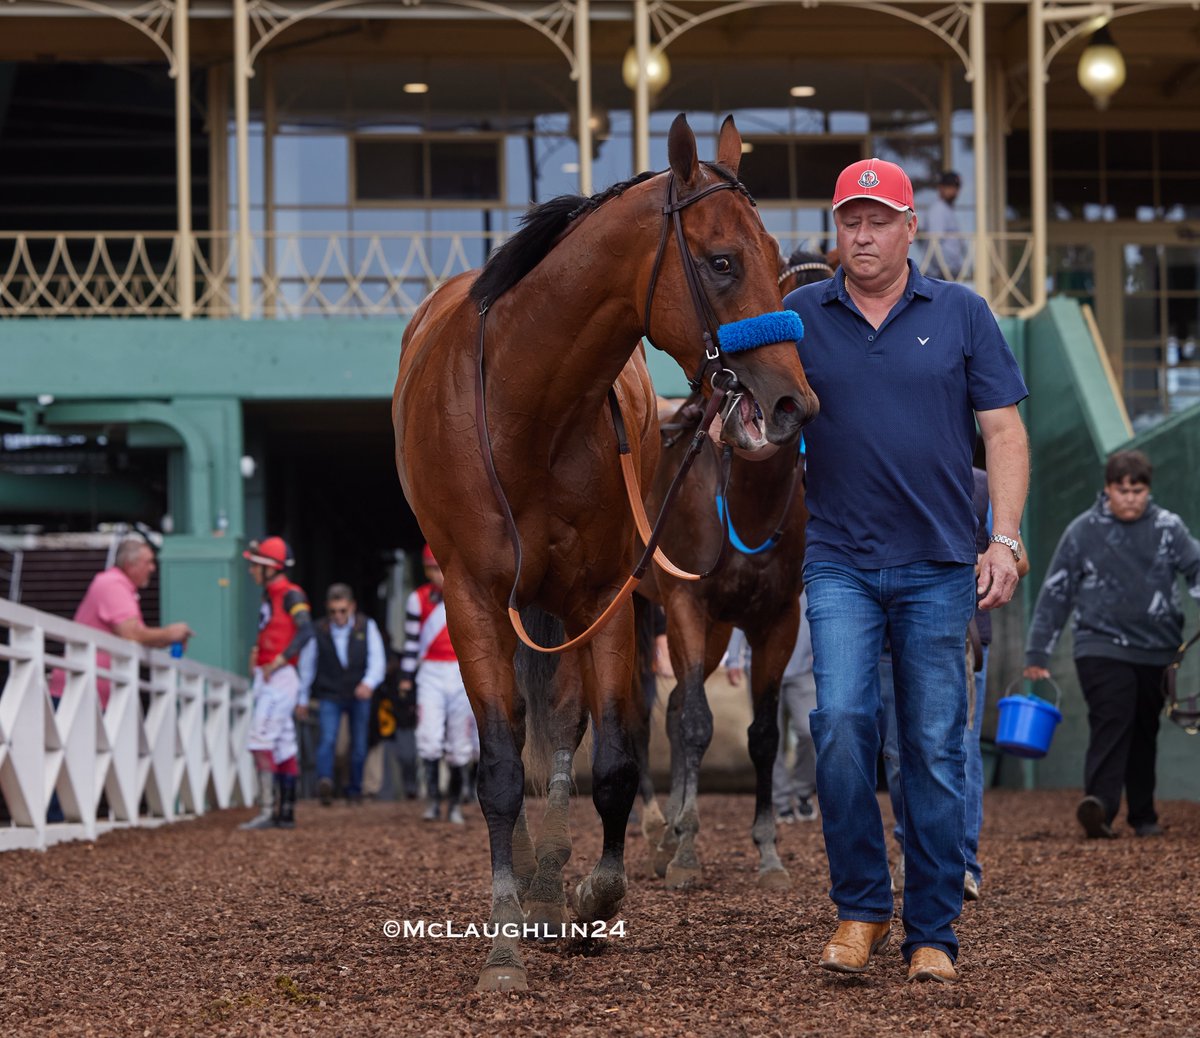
240, 536, 313, 831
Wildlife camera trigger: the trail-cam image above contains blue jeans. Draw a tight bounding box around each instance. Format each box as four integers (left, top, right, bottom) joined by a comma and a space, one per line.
316, 696, 373, 797
805, 559, 976, 962
881, 643, 988, 885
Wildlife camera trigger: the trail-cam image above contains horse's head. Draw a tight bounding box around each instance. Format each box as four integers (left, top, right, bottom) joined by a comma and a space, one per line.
641, 114, 818, 453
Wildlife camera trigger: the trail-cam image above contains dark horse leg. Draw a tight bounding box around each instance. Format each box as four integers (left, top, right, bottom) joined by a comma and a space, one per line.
519, 630, 589, 936
632, 596, 667, 856
657, 608, 730, 889
449, 584, 532, 992
572, 599, 641, 921
744, 601, 801, 889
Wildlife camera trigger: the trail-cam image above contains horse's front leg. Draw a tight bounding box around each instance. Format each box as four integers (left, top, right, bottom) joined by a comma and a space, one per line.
652, 676, 685, 877
662, 612, 727, 890
745, 604, 801, 890
573, 602, 639, 923
631, 601, 668, 855
523, 650, 589, 936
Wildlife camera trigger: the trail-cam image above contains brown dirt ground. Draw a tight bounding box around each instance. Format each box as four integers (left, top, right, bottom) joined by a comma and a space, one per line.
2, 789, 1199, 1037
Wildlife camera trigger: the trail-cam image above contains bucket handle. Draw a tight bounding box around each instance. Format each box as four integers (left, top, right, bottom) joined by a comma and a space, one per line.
1003, 676, 1063, 712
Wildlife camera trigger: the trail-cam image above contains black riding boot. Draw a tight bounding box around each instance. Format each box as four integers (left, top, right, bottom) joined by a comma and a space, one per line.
277, 774, 297, 829
422, 759, 441, 821
446, 765, 466, 825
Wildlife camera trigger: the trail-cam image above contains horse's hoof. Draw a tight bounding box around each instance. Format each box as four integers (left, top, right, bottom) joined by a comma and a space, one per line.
573, 872, 627, 922
756, 867, 792, 891
524, 901, 570, 938
641, 803, 668, 849
652, 844, 676, 878
475, 965, 528, 992
664, 862, 703, 889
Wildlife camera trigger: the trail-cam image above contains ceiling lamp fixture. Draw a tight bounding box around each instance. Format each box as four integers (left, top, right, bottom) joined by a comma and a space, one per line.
622, 45, 671, 92
403, 82, 429, 95
789, 85, 817, 99
1076, 24, 1126, 110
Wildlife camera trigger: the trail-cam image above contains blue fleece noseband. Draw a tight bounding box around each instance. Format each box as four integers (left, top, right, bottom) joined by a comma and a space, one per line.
717, 310, 804, 354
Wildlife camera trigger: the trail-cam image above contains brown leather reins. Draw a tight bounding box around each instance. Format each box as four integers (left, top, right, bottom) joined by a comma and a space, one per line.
474, 170, 752, 653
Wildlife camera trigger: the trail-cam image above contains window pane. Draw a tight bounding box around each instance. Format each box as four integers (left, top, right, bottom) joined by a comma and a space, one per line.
738, 141, 792, 199
1050, 131, 1099, 172
1106, 176, 1154, 220
1104, 131, 1152, 173
1160, 175, 1200, 217
1051, 175, 1101, 219
1159, 132, 1195, 172
429, 140, 501, 201
795, 141, 863, 200
274, 136, 348, 206
355, 139, 423, 201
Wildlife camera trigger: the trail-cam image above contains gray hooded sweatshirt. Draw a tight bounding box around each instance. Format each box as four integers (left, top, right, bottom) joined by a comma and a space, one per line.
1025, 493, 1200, 668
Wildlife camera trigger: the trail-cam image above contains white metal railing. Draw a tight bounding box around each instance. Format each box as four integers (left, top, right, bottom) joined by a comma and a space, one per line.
0, 228, 1037, 319
0, 597, 254, 851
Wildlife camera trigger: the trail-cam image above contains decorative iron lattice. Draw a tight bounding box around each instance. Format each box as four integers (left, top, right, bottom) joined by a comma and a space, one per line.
0, 229, 1035, 318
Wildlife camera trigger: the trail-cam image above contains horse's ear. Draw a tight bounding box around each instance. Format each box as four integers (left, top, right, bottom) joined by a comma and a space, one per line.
716, 115, 742, 175
667, 113, 700, 191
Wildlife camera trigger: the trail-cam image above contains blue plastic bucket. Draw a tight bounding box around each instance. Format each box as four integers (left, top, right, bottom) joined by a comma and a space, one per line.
995, 679, 1063, 758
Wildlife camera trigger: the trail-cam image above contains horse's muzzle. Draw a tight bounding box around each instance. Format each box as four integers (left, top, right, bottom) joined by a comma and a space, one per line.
769, 391, 818, 442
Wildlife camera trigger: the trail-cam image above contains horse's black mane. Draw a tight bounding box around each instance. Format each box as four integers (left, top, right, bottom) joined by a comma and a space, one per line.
469, 163, 742, 306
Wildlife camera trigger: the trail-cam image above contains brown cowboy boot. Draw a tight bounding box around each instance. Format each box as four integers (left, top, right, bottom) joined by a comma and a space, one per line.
819, 921, 891, 974
907, 947, 957, 983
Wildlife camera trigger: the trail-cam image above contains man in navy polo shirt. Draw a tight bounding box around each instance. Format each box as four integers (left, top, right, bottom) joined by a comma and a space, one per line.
783, 158, 1029, 984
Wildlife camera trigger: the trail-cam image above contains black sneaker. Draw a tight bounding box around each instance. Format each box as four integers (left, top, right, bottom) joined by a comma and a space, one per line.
1076, 795, 1116, 839
795, 796, 818, 822
775, 808, 797, 825
1134, 822, 1164, 837
317, 777, 334, 807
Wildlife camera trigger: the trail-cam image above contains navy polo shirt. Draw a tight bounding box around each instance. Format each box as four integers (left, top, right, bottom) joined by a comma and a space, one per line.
783, 262, 1028, 569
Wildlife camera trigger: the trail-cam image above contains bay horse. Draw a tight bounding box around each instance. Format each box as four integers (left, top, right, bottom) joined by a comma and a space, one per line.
393, 115, 818, 992
636, 249, 834, 890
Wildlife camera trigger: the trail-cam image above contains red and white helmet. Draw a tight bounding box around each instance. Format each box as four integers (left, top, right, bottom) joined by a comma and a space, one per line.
243, 536, 293, 570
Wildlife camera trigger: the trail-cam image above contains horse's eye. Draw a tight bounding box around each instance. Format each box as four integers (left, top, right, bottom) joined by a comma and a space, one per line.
711, 256, 732, 274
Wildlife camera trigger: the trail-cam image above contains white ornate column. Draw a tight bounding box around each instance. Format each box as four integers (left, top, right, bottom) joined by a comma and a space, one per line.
173, 0, 194, 318
233, 0, 253, 319
574, 0, 593, 194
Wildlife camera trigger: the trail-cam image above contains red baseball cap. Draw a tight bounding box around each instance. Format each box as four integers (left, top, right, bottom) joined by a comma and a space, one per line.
421, 543, 438, 567
832, 158, 915, 213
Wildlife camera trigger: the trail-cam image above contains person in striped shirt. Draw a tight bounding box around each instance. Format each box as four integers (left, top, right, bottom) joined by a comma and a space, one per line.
400, 544, 478, 824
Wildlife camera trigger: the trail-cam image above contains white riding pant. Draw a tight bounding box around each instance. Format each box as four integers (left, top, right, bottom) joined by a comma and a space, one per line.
246, 665, 299, 765
415, 660, 478, 767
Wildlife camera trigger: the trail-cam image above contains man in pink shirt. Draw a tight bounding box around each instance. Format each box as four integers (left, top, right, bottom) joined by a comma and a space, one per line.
50, 538, 194, 709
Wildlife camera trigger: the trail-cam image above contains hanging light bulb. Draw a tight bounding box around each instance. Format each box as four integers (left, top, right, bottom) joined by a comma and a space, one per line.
622, 45, 672, 92
1077, 24, 1126, 110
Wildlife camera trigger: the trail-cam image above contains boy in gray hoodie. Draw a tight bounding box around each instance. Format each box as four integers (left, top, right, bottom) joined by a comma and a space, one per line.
1024, 450, 1200, 839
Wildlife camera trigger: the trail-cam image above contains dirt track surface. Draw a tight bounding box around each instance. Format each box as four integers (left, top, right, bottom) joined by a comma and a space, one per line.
3, 789, 1199, 1037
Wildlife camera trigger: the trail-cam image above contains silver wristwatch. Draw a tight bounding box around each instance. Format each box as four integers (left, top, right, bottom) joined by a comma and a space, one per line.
990, 533, 1022, 562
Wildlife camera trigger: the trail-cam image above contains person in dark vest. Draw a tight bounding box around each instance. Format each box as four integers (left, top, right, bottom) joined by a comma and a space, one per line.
297, 583, 386, 805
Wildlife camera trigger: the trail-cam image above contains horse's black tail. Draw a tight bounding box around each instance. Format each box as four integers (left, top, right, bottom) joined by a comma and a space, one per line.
514, 606, 565, 795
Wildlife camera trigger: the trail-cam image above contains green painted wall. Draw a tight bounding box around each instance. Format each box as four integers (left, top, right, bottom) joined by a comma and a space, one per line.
5, 319, 405, 401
